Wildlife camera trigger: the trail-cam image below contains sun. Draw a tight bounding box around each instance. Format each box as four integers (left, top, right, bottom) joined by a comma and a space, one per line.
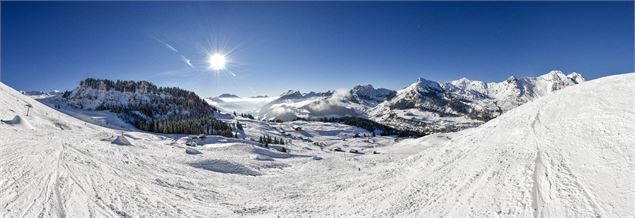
207, 53, 227, 71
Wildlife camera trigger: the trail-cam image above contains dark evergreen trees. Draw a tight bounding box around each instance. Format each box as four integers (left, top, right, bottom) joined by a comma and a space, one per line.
134, 117, 233, 137
318, 116, 426, 137
236, 121, 243, 130
259, 134, 286, 147
239, 113, 255, 119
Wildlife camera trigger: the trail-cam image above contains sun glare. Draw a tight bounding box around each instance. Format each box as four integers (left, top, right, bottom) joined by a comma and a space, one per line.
207, 53, 227, 71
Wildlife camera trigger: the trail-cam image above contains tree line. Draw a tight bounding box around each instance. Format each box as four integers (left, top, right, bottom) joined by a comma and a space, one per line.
318, 116, 426, 137
233, 112, 255, 120
258, 135, 286, 147
133, 117, 233, 137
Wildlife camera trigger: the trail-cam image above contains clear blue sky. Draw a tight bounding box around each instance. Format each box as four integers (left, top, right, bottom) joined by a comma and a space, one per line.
2, 1, 633, 97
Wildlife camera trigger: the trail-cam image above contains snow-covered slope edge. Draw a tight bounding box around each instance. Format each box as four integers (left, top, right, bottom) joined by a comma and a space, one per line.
0, 82, 245, 217
341, 73, 634, 217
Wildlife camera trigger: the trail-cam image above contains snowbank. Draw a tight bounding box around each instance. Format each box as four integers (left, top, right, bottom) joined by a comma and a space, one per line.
111, 135, 133, 146
1, 115, 34, 130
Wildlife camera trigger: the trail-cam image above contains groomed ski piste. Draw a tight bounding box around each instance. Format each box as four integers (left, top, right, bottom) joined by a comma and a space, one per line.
1, 73, 633, 217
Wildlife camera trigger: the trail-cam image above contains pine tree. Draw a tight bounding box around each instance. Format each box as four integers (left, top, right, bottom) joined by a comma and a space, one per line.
236, 121, 243, 130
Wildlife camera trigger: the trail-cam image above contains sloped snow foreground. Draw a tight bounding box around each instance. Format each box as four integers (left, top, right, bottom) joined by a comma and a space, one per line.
1, 73, 634, 217
0, 82, 278, 217
351, 73, 634, 217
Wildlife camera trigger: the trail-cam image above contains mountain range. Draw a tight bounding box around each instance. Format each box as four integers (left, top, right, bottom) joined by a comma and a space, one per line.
21, 70, 584, 135
253, 70, 584, 133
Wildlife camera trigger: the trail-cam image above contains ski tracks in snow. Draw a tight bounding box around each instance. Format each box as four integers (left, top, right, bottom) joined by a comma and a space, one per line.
6, 134, 110, 218
529, 100, 603, 218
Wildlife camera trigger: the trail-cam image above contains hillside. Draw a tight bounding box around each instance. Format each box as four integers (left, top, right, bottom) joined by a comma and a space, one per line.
0, 80, 391, 217
60, 78, 232, 136
347, 73, 633, 216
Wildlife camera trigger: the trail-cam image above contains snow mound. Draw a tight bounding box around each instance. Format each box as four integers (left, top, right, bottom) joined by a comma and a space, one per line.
189, 160, 261, 176
185, 147, 202, 155
1, 115, 22, 125
0, 115, 33, 129
254, 154, 274, 161
251, 147, 292, 158
111, 135, 133, 146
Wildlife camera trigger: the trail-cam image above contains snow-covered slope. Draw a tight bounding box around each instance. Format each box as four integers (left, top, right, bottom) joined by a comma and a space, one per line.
0, 80, 392, 217
37, 95, 138, 131
346, 73, 633, 216
1, 72, 631, 217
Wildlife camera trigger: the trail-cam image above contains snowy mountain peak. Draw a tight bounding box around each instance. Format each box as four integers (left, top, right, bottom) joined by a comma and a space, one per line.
532, 70, 585, 92
547, 69, 565, 75
506, 75, 517, 83
409, 77, 443, 93
351, 84, 375, 92
304, 91, 333, 98
348, 84, 396, 105
218, 93, 239, 98
250, 95, 270, 98
278, 90, 333, 100
450, 77, 473, 86
279, 90, 303, 99
540, 70, 569, 81
567, 72, 585, 84
537, 70, 584, 84
454, 77, 471, 84
280, 90, 300, 96
351, 84, 394, 96
449, 77, 488, 93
